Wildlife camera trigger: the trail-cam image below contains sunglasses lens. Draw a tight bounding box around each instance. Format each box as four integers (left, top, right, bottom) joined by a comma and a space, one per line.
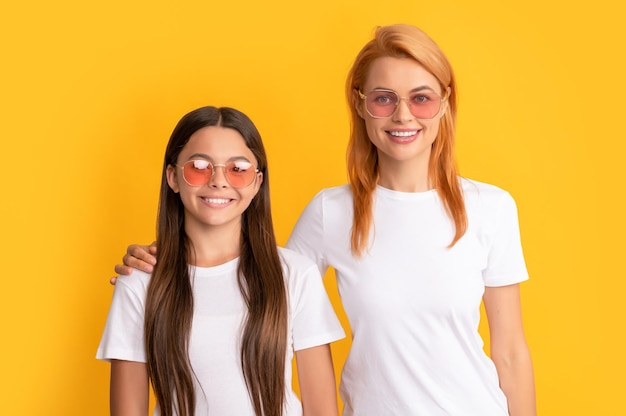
365, 90, 442, 119
407, 92, 442, 119
224, 161, 256, 188
365, 90, 398, 117
182, 160, 256, 188
183, 160, 212, 186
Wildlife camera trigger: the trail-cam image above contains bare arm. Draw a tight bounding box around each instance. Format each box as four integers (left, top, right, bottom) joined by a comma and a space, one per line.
110, 243, 157, 285
110, 360, 149, 416
295, 344, 339, 416
483, 284, 536, 416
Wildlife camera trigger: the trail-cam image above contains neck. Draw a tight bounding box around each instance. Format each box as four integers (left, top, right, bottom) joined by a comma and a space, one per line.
377, 157, 432, 193
184, 221, 241, 267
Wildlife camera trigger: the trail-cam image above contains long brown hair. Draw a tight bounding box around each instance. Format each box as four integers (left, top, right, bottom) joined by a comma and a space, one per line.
346, 24, 467, 255
144, 106, 288, 416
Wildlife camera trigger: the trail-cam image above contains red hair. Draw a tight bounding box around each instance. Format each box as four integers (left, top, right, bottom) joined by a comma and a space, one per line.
346, 24, 467, 255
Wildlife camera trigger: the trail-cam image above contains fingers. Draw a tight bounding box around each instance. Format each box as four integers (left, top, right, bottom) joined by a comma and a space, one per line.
128, 244, 157, 264
110, 243, 157, 287
123, 244, 156, 273
114, 263, 135, 276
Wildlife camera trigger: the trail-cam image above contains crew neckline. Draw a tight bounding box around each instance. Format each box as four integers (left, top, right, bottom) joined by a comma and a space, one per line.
191, 257, 239, 277
376, 184, 438, 201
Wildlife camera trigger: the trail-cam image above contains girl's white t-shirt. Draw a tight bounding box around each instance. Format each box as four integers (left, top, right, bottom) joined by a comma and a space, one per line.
97, 247, 345, 415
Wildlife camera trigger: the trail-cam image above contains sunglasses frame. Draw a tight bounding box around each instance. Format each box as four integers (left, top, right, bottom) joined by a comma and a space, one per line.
176, 159, 259, 189
357, 88, 448, 120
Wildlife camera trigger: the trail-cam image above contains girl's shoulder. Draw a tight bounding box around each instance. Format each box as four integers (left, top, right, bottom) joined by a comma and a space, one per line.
277, 246, 318, 273
115, 269, 152, 293
277, 246, 326, 289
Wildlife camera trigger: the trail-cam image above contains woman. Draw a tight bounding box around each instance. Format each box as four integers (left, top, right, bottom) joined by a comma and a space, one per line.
98, 106, 344, 416
115, 25, 536, 415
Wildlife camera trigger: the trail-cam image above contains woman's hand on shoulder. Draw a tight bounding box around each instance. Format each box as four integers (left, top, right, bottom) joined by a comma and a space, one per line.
110, 242, 158, 285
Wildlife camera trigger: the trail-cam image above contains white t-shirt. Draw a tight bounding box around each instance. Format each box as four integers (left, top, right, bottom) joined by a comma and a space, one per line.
97, 247, 345, 416
286, 178, 529, 416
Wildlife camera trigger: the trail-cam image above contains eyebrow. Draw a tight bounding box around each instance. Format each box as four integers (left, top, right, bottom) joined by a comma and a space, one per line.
371, 85, 438, 94
186, 153, 252, 162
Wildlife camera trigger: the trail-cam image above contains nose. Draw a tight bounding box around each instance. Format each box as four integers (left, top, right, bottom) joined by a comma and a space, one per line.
392, 97, 414, 122
208, 164, 229, 188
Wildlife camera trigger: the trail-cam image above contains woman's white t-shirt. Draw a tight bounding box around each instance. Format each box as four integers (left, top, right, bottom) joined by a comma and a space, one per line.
286, 178, 529, 416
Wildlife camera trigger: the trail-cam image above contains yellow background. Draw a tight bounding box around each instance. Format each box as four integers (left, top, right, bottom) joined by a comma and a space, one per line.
1, 0, 624, 414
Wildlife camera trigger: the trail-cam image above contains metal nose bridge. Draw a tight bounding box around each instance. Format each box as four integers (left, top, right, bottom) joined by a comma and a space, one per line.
208, 163, 229, 182
391, 95, 415, 117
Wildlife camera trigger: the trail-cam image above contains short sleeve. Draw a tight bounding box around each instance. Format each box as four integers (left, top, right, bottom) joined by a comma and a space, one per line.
286, 190, 329, 277
482, 191, 529, 287
285, 256, 345, 351
96, 271, 149, 362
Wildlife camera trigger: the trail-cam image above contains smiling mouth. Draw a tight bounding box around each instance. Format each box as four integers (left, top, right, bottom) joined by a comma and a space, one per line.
388, 130, 418, 137
201, 197, 231, 205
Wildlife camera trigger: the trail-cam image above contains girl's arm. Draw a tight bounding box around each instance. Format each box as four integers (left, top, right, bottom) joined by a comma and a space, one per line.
483, 284, 536, 416
295, 344, 339, 416
110, 360, 149, 416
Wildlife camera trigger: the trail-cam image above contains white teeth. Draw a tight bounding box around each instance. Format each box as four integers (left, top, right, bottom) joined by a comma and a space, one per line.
203, 198, 230, 204
389, 130, 418, 137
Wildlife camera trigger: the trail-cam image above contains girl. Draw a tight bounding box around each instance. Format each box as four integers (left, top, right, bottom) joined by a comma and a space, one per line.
98, 106, 344, 416
115, 25, 536, 415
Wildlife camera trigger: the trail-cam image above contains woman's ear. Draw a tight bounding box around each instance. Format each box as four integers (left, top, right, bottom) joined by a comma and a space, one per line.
440, 86, 452, 116
166, 164, 180, 193
354, 90, 366, 119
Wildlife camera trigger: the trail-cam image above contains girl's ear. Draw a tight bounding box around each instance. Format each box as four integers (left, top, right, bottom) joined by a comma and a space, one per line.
166, 165, 180, 193
253, 171, 263, 197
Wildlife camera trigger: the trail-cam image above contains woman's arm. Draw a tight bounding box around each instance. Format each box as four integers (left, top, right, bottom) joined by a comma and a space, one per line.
295, 344, 339, 416
110, 360, 149, 416
483, 284, 536, 416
